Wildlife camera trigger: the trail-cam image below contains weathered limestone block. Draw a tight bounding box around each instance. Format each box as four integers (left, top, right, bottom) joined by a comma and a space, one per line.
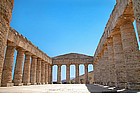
75, 64, 79, 84
66, 64, 70, 83
48, 65, 52, 84
41, 61, 45, 84
1, 45, 15, 87
120, 20, 140, 89
84, 64, 88, 84
112, 29, 127, 88
30, 56, 37, 85
22, 53, 31, 85
107, 38, 116, 86
13, 48, 24, 86
57, 65, 61, 84
0, 0, 14, 86
45, 63, 49, 84
36, 58, 42, 85
132, 0, 140, 40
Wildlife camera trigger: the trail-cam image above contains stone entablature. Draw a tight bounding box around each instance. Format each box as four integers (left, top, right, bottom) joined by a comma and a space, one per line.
53, 53, 93, 65
8, 28, 52, 65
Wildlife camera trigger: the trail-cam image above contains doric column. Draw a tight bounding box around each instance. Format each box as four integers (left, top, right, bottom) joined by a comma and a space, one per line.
48, 65, 52, 84
84, 64, 88, 84
132, 0, 140, 40
30, 56, 37, 85
112, 28, 127, 88
107, 38, 116, 87
41, 61, 45, 84
36, 58, 42, 85
99, 53, 104, 85
45, 63, 49, 84
13, 48, 24, 86
0, 0, 14, 86
75, 64, 79, 84
93, 60, 100, 84
103, 46, 110, 86
22, 52, 31, 85
57, 65, 61, 84
66, 64, 70, 84
120, 20, 140, 89
1, 45, 15, 87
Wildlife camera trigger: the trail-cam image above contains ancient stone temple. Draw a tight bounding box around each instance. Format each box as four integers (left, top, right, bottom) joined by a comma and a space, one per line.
94, 0, 140, 90
0, 0, 140, 90
52, 53, 93, 84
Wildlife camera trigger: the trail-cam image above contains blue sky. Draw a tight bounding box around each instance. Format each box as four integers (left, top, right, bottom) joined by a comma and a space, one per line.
10, 0, 116, 81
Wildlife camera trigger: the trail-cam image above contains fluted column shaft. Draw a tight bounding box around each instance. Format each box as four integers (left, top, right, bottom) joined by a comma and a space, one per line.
13, 48, 24, 86
120, 20, 140, 89
30, 56, 37, 85
132, 0, 140, 40
107, 39, 116, 87
0, 0, 14, 86
48, 65, 52, 84
1, 45, 15, 87
45, 63, 49, 84
36, 59, 42, 85
41, 61, 45, 84
84, 64, 88, 84
66, 64, 70, 83
113, 29, 127, 88
57, 65, 61, 84
22, 53, 31, 85
75, 64, 79, 84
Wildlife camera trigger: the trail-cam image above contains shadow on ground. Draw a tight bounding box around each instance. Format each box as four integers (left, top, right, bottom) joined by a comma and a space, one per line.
86, 84, 140, 93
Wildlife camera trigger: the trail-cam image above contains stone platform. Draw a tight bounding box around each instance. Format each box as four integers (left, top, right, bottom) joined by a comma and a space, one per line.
0, 84, 139, 93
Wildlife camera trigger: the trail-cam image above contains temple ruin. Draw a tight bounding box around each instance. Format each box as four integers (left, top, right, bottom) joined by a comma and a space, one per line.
0, 0, 140, 90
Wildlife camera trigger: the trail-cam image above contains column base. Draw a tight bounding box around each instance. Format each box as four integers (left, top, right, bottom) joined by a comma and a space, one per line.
23, 83, 31, 86
37, 83, 42, 85
1, 83, 14, 87
127, 83, 140, 90
31, 83, 37, 85
116, 82, 127, 89
109, 82, 116, 87
41, 83, 45, 85
14, 83, 23, 86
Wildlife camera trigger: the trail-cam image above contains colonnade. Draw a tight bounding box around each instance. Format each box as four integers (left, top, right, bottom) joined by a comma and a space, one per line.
1, 45, 52, 87
54, 64, 91, 84
94, 1, 140, 90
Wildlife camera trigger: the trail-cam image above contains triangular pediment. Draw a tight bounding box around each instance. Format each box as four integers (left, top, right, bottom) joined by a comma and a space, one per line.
53, 53, 93, 60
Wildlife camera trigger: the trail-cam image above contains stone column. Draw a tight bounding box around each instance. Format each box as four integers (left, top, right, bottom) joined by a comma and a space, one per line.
41, 61, 45, 84
30, 56, 37, 85
0, 0, 14, 86
93, 60, 100, 84
120, 20, 140, 89
84, 64, 88, 84
75, 64, 79, 84
13, 48, 24, 86
1, 45, 15, 87
112, 28, 127, 88
57, 65, 61, 84
45, 63, 49, 84
103, 46, 110, 86
22, 53, 31, 85
36, 58, 42, 85
66, 64, 70, 84
107, 38, 116, 87
48, 65, 52, 84
132, 0, 140, 40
